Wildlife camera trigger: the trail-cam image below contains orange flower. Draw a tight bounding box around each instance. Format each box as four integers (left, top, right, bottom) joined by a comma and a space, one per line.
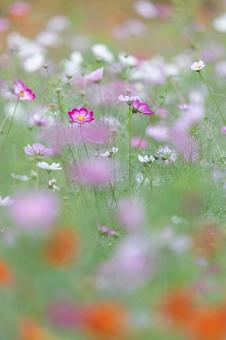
44, 228, 79, 266
19, 318, 51, 340
188, 306, 226, 340
161, 289, 195, 327
84, 301, 127, 338
0, 259, 13, 285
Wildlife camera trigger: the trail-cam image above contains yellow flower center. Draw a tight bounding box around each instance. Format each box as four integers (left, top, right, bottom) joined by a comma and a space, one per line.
77, 115, 85, 121
19, 90, 25, 97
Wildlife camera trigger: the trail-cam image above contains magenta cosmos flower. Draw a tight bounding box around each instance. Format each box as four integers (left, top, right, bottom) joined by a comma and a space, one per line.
14, 80, 36, 101
67, 107, 94, 125
131, 99, 154, 115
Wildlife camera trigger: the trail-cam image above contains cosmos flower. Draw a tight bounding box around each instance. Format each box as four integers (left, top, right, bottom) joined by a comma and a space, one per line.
0, 259, 14, 286
190, 60, 206, 72
131, 137, 148, 149
67, 107, 94, 125
0, 196, 13, 207
131, 99, 154, 115
68, 158, 114, 186
91, 44, 114, 63
138, 154, 155, 164
99, 147, 118, 158
8, 190, 59, 231
44, 228, 80, 266
14, 80, 36, 101
9, 1, 31, 19
37, 162, 62, 171
24, 143, 53, 157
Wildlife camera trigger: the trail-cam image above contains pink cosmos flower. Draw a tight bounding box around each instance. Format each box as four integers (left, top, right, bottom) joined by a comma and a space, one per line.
67, 107, 94, 125
47, 300, 84, 329
9, 1, 31, 18
131, 99, 154, 115
14, 80, 36, 101
8, 190, 59, 231
68, 158, 114, 186
131, 137, 148, 149
24, 143, 53, 156
221, 126, 226, 134
96, 235, 156, 290
117, 197, 146, 232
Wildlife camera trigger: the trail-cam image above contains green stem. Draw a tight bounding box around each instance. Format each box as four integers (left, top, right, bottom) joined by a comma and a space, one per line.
0, 98, 19, 153
198, 72, 226, 125
128, 106, 132, 188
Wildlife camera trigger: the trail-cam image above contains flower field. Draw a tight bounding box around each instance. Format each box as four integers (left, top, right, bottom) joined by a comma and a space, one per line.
0, 1, 226, 339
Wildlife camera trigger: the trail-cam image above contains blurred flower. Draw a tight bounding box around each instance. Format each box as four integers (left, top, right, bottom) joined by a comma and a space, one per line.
188, 306, 226, 340
9, 190, 59, 231
113, 19, 147, 39
84, 301, 127, 338
155, 146, 177, 164
11, 173, 29, 182
36, 30, 61, 48
117, 197, 146, 232
0, 259, 13, 286
68, 107, 94, 125
68, 158, 114, 186
134, 0, 158, 18
47, 15, 69, 32
0, 196, 13, 207
98, 226, 119, 238
0, 18, 9, 32
100, 147, 118, 158
19, 318, 51, 340
190, 60, 206, 72
47, 300, 83, 329
221, 126, 226, 134
131, 99, 154, 115
24, 144, 53, 157
131, 137, 148, 149
96, 235, 156, 289
118, 94, 140, 104
91, 44, 114, 63
138, 154, 154, 164
14, 80, 36, 101
37, 162, 62, 171
213, 13, 226, 32
146, 125, 169, 141
29, 114, 49, 127
9, 1, 31, 18
84, 67, 104, 84
118, 52, 138, 67
161, 289, 195, 327
44, 228, 79, 266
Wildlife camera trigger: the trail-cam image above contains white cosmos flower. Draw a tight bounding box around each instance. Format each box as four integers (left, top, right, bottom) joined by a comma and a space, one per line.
37, 161, 62, 171
118, 52, 138, 67
118, 95, 140, 103
11, 173, 29, 181
190, 60, 206, 72
213, 14, 226, 32
0, 196, 13, 207
138, 154, 155, 164
100, 147, 119, 158
91, 44, 114, 63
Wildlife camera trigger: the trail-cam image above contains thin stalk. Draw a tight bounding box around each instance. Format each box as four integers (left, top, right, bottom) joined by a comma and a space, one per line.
128, 106, 132, 188
0, 98, 19, 153
198, 72, 226, 125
